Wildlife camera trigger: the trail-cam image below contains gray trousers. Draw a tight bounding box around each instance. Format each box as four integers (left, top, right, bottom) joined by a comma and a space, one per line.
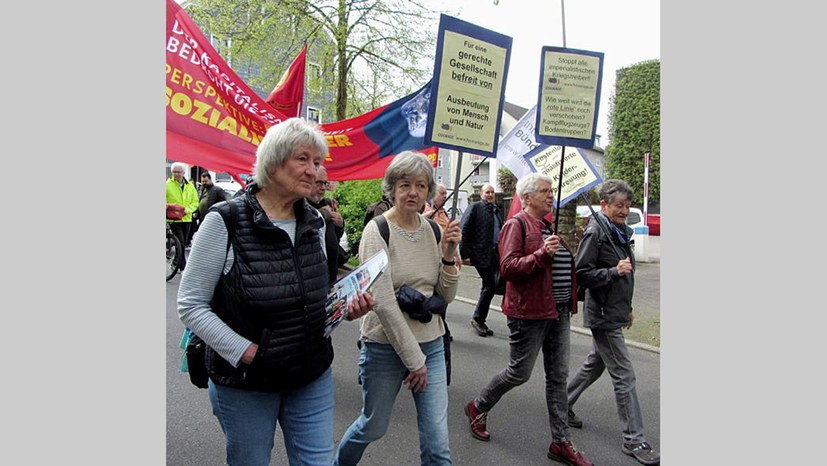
567, 327, 646, 445
476, 310, 572, 443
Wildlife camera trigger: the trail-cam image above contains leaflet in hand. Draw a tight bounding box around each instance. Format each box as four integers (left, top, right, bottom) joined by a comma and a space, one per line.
323, 249, 388, 337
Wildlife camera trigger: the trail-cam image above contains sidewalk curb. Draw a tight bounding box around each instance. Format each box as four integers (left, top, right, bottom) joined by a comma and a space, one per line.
341, 264, 660, 355
452, 296, 660, 355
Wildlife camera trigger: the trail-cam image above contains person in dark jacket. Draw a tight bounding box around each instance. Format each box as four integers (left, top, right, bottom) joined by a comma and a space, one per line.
198, 172, 230, 220
177, 118, 375, 466
307, 165, 345, 283
464, 173, 594, 466
566, 179, 660, 466
189, 172, 229, 244
460, 183, 503, 336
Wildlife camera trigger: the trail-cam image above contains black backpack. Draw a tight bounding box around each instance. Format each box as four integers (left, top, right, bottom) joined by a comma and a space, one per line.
185, 201, 239, 389
363, 198, 392, 227
372, 214, 440, 246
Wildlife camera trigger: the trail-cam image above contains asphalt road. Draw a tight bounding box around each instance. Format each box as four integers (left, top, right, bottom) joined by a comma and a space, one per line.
457, 236, 661, 351
166, 240, 660, 465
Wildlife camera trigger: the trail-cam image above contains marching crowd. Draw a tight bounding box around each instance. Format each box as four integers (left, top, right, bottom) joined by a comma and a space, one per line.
166, 118, 659, 466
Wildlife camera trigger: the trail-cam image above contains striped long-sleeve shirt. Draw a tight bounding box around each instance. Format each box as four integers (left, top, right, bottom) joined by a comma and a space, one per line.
551, 246, 573, 304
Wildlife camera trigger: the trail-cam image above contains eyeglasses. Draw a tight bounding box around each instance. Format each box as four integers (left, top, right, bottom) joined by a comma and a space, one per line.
314, 181, 329, 187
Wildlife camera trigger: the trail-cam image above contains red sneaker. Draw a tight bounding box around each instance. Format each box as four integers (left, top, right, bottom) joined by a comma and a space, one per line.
547, 440, 593, 466
464, 400, 490, 441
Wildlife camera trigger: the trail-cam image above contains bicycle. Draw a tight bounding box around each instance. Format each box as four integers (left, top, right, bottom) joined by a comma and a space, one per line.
166, 222, 183, 281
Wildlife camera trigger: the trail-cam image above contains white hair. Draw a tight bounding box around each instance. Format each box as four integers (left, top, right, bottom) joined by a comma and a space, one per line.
170, 162, 188, 173
516, 173, 553, 206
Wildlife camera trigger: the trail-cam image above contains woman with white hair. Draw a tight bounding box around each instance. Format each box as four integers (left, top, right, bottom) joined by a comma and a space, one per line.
178, 118, 375, 466
464, 172, 594, 466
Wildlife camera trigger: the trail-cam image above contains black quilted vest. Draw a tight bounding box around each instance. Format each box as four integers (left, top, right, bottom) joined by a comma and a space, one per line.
206, 185, 333, 392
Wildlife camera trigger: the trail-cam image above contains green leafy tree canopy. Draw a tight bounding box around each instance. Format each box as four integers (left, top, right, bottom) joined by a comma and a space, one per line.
331, 179, 383, 255
604, 59, 660, 207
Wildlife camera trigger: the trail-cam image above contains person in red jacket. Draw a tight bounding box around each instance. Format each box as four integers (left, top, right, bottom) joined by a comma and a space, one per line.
464, 172, 594, 466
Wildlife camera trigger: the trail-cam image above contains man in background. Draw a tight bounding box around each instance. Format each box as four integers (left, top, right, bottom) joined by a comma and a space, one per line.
308, 166, 345, 283
198, 172, 230, 224
425, 183, 461, 271
460, 183, 503, 337
165, 162, 199, 271
423, 183, 450, 230
189, 172, 230, 245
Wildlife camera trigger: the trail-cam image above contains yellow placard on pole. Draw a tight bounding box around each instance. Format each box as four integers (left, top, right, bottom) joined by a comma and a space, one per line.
426, 14, 513, 157
535, 47, 604, 149
525, 145, 602, 205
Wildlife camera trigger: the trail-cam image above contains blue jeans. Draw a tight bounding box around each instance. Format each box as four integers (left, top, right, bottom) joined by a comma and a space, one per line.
476, 310, 572, 442
567, 327, 646, 445
208, 367, 334, 466
335, 338, 451, 466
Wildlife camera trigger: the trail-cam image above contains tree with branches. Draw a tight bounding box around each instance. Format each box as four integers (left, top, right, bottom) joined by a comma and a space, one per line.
284, 0, 438, 120
184, 0, 441, 121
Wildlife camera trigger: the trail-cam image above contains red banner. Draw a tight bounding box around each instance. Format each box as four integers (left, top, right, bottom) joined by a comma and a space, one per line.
165, 0, 287, 176
166, 0, 436, 182
266, 44, 306, 119
318, 82, 437, 179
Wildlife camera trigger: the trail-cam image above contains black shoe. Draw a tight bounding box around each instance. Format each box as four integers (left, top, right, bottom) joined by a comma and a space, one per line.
480, 322, 494, 336
622, 441, 660, 465
568, 409, 583, 428
470, 319, 488, 337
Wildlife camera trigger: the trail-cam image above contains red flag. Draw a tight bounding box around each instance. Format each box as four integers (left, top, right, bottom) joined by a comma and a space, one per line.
506, 189, 522, 220
166, 0, 288, 177
506, 188, 554, 224
320, 82, 436, 180
167, 0, 431, 182
266, 44, 307, 118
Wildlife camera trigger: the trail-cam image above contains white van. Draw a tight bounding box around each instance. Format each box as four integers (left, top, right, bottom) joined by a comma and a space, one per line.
576, 205, 645, 230
576, 204, 650, 261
